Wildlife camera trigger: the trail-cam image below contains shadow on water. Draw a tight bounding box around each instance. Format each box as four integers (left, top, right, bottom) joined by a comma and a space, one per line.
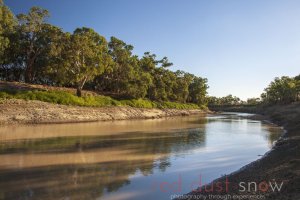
0, 126, 206, 200
0, 160, 165, 200
0, 128, 206, 155
0, 161, 153, 200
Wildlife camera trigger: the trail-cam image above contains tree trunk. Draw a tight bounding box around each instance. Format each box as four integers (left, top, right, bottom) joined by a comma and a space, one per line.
25, 66, 33, 83
76, 77, 88, 97
25, 57, 35, 83
76, 86, 82, 97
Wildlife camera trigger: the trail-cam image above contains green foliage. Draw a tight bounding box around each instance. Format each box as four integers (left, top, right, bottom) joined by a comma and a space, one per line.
0, 89, 119, 107
208, 74, 300, 108
120, 99, 199, 109
0, 0, 16, 52
94, 37, 152, 99
0, 0, 17, 77
261, 75, 300, 104
120, 99, 157, 108
15, 7, 52, 83
51, 27, 112, 97
208, 94, 242, 106
0, 89, 199, 109
188, 75, 208, 105
246, 97, 261, 105
156, 101, 200, 109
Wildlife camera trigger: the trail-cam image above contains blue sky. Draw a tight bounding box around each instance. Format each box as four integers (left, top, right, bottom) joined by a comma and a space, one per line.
6, 0, 300, 100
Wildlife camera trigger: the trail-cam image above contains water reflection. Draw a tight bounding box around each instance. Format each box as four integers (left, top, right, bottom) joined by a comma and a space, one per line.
0, 114, 282, 200
0, 129, 206, 168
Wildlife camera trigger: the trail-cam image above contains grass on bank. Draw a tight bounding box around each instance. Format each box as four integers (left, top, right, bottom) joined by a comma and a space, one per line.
0, 89, 202, 109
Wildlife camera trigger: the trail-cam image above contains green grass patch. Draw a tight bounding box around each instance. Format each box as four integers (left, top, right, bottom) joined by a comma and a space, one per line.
0, 89, 120, 107
0, 89, 200, 109
156, 101, 200, 109
119, 99, 200, 109
120, 99, 157, 108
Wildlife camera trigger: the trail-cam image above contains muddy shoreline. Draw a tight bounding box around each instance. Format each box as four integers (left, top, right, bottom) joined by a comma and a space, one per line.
178, 103, 300, 200
0, 99, 207, 125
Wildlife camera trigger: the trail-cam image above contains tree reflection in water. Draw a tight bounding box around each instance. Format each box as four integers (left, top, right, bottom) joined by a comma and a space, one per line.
0, 127, 207, 200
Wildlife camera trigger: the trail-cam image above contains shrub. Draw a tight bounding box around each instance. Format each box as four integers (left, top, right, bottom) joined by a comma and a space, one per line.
0, 89, 200, 109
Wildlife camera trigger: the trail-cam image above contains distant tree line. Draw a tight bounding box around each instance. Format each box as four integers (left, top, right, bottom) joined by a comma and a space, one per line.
261, 75, 300, 104
208, 75, 300, 107
0, 2, 208, 105
207, 95, 243, 106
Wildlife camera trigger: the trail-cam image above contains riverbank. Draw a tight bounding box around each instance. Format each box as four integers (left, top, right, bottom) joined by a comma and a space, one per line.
0, 81, 201, 110
0, 99, 206, 125
179, 103, 300, 200
0, 81, 208, 125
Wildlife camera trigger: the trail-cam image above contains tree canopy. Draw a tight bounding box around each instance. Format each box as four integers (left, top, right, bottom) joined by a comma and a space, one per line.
0, 2, 208, 106
0, 0, 17, 78
261, 75, 300, 104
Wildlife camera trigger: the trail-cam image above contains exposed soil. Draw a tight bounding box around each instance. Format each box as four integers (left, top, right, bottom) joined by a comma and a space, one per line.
0, 99, 206, 125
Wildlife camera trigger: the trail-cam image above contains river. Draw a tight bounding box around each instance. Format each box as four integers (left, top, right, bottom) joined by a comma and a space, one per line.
0, 113, 283, 200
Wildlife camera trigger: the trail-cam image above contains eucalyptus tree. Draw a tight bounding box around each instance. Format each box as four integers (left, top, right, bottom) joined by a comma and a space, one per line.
261, 76, 298, 104
139, 52, 157, 73
0, 0, 16, 55
58, 27, 111, 97
15, 7, 52, 82
246, 98, 261, 105
93, 37, 152, 98
173, 71, 193, 103
0, 0, 17, 80
126, 55, 152, 98
142, 53, 174, 101
188, 76, 208, 105
207, 96, 221, 106
106, 36, 136, 95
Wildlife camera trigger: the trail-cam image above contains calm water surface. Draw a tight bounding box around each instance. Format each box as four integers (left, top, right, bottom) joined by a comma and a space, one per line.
0, 113, 283, 200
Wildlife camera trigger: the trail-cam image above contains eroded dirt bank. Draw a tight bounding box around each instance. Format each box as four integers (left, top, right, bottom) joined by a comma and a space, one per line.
179, 103, 300, 200
0, 99, 206, 125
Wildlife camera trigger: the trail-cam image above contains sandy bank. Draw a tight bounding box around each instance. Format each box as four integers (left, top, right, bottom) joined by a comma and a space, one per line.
0, 99, 206, 125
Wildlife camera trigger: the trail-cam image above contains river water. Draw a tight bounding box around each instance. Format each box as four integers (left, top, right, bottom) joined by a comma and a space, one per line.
0, 113, 282, 200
